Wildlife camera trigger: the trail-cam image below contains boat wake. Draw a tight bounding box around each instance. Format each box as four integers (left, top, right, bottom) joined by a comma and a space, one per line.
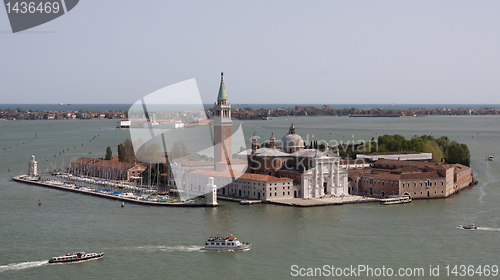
473, 160, 499, 203
0, 260, 48, 273
476, 227, 500, 232
131, 245, 204, 253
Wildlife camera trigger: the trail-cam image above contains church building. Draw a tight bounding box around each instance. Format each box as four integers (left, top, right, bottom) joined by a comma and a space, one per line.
179, 73, 350, 201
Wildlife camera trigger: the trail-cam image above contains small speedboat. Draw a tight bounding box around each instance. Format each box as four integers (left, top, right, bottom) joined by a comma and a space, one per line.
488, 155, 494, 161
48, 252, 104, 263
457, 224, 477, 230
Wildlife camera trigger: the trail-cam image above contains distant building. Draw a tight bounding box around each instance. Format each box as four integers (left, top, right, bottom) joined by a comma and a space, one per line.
116, 120, 131, 128
159, 120, 184, 129
295, 104, 317, 110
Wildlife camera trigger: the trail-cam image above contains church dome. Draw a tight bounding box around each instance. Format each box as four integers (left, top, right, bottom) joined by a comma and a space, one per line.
281, 124, 304, 153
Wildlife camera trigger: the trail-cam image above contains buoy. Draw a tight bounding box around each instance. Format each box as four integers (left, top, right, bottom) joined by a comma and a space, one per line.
121, 202, 124, 207
8, 168, 10, 172
38, 200, 41, 206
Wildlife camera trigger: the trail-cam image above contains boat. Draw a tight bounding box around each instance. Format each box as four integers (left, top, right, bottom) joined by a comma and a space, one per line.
204, 235, 251, 251
488, 155, 494, 161
48, 252, 104, 263
457, 224, 477, 230
379, 196, 411, 205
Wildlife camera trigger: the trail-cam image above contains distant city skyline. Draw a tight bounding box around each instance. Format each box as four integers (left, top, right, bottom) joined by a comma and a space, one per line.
1, 1, 500, 104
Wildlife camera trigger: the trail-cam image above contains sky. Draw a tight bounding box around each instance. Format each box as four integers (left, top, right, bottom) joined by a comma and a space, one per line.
1, 0, 500, 105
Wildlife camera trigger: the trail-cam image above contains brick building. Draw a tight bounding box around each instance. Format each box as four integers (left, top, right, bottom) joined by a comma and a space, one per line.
349, 159, 473, 199
70, 157, 147, 181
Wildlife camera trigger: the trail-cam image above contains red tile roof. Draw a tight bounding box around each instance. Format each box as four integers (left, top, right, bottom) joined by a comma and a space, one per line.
189, 169, 291, 182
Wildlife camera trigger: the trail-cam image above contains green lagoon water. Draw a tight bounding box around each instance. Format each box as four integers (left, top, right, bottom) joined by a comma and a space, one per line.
0, 116, 499, 279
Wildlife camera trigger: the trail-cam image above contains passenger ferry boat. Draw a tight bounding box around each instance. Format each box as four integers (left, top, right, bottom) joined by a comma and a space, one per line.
48, 252, 104, 263
204, 235, 251, 251
379, 196, 411, 205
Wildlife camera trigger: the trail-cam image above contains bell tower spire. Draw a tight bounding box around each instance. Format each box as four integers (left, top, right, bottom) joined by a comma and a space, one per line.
213, 72, 232, 171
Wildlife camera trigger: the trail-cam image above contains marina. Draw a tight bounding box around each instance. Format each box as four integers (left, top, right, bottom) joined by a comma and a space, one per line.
13, 175, 212, 207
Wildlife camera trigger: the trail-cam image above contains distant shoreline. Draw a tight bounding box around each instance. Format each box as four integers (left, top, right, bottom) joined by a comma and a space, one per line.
1, 103, 499, 112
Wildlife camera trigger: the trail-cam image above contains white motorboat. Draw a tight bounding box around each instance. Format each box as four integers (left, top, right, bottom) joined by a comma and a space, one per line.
457, 224, 477, 230
204, 235, 251, 251
379, 196, 412, 205
48, 252, 104, 263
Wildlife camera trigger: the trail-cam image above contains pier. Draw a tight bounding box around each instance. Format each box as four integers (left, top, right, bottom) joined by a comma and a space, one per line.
13, 175, 215, 207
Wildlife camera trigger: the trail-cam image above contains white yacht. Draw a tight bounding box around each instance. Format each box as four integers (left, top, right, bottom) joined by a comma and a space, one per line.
204, 235, 251, 251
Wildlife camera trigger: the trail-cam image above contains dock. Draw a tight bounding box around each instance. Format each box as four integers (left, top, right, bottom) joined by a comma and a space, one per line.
266, 195, 379, 207
218, 196, 263, 205
219, 194, 379, 207
13, 175, 215, 207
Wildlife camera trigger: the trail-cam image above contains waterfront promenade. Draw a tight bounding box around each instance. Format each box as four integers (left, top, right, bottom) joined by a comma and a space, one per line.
267, 195, 379, 207
219, 194, 379, 207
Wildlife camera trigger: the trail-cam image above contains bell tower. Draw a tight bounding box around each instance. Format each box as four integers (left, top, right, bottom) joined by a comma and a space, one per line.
213, 72, 232, 171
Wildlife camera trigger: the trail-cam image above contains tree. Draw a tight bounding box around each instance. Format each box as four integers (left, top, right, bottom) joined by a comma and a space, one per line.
447, 141, 471, 166
424, 140, 443, 162
169, 141, 189, 160
136, 143, 163, 163
436, 136, 450, 159
105, 146, 112, 160
123, 138, 135, 162
118, 143, 126, 162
